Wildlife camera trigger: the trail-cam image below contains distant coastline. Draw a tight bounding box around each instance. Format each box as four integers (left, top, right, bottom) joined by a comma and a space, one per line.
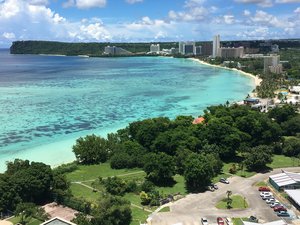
190, 58, 262, 91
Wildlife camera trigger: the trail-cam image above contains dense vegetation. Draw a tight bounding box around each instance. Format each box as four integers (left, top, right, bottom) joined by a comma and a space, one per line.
10, 41, 178, 55
73, 104, 300, 192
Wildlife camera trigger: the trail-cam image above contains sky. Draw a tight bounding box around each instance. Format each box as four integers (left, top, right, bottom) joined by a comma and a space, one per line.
0, 0, 300, 47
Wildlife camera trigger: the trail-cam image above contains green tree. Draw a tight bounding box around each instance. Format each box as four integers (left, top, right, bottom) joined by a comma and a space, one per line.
268, 105, 296, 123
281, 115, 300, 136
15, 203, 38, 225
283, 138, 300, 157
226, 190, 232, 209
73, 134, 109, 164
183, 153, 214, 192
144, 153, 175, 186
91, 195, 132, 225
102, 177, 128, 196
244, 145, 273, 171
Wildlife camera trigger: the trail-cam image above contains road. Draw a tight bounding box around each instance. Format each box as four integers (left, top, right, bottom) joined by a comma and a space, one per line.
149, 167, 300, 225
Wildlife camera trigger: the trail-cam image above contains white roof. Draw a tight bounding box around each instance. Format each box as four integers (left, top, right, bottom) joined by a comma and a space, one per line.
285, 189, 300, 206
243, 220, 287, 225
269, 171, 300, 187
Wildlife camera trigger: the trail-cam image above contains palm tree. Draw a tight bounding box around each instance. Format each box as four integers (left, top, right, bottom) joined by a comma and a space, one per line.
226, 190, 232, 209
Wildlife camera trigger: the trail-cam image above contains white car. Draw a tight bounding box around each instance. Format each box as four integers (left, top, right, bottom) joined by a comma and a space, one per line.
265, 198, 276, 204
201, 217, 209, 225
260, 191, 271, 197
270, 202, 281, 208
262, 194, 273, 200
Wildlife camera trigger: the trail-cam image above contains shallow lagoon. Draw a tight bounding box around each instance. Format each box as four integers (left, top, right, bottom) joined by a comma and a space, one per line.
0, 50, 254, 171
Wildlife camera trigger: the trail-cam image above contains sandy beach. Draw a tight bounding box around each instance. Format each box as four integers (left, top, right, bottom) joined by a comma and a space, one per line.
190, 58, 262, 87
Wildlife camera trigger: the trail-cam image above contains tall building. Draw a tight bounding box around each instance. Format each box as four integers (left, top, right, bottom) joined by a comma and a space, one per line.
212, 35, 220, 58
150, 44, 160, 53
201, 42, 213, 56
183, 42, 195, 55
195, 46, 202, 56
219, 47, 244, 58
179, 42, 184, 54
264, 54, 282, 74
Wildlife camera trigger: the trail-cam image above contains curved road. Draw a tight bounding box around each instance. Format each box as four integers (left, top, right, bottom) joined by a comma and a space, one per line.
149, 167, 300, 225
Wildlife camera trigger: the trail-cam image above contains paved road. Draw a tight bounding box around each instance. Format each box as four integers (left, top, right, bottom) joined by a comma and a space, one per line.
149, 167, 300, 225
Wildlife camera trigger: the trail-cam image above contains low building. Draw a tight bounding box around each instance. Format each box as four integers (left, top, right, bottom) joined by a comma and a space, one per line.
104, 46, 132, 56
150, 44, 160, 53
40, 217, 77, 225
269, 171, 300, 191
243, 98, 260, 105
290, 86, 300, 94
285, 189, 300, 210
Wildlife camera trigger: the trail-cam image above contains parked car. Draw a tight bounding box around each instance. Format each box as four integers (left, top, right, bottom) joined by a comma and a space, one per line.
201, 217, 209, 225
225, 218, 233, 225
208, 185, 215, 192
274, 206, 287, 212
265, 198, 276, 204
248, 216, 258, 223
217, 217, 225, 225
258, 186, 271, 192
276, 211, 290, 217
211, 183, 218, 189
260, 191, 272, 197
220, 178, 229, 184
270, 202, 281, 208
262, 194, 273, 200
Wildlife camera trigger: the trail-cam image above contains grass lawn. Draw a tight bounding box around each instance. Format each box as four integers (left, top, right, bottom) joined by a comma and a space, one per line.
216, 195, 249, 209
232, 218, 243, 225
268, 155, 300, 168
222, 163, 256, 178
66, 163, 143, 182
9, 217, 43, 225
158, 206, 170, 212
255, 181, 268, 187
156, 175, 187, 196
70, 183, 100, 203
130, 206, 151, 225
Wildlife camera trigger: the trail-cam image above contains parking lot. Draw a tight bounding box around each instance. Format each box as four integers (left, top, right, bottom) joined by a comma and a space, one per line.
149, 167, 300, 225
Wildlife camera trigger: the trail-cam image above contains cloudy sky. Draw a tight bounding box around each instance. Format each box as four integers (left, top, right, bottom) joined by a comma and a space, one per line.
0, 0, 300, 47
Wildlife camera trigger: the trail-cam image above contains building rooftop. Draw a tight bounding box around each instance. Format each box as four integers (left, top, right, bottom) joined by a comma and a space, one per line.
285, 189, 300, 207
40, 217, 77, 225
269, 171, 300, 187
243, 220, 287, 225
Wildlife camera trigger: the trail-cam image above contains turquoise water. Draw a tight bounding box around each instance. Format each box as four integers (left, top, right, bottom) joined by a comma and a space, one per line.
0, 50, 254, 171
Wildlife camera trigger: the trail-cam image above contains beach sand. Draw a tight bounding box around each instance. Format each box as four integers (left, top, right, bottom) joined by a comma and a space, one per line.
190, 58, 262, 87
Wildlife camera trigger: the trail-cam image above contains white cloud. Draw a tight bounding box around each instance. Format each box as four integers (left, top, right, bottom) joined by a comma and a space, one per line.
2, 32, 15, 39
0, 0, 111, 45
234, 0, 273, 7
184, 0, 206, 8
125, 0, 143, 4
63, 0, 106, 9
295, 7, 300, 13
224, 15, 235, 24
243, 10, 251, 16
237, 26, 272, 39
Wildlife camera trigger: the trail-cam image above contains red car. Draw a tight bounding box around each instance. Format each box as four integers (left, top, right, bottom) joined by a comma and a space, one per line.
258, 186, 271, 192
217, 217, 225, 225
273, 206, 287, 212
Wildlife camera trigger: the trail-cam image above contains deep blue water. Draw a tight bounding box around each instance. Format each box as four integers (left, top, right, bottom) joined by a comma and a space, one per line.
0, 49, 254, 170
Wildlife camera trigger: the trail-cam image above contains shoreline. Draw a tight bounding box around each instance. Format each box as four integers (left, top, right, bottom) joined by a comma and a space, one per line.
190, 58, 262, 88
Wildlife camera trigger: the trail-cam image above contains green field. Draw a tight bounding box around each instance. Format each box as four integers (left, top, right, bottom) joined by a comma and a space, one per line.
216, 195, 249, 209
9, 216, 43, 225
222, 163, 256, 178
268, 155, 300, 168
66, 163, 143, 182
232, 218, 244, 225
130, 207, 151, 225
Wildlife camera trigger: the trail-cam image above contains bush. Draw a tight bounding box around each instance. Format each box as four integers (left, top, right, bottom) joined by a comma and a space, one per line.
63, 197, 91, 214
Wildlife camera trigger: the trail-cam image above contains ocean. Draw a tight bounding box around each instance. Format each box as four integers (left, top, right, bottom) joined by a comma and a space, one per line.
0, 49, 254, 171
